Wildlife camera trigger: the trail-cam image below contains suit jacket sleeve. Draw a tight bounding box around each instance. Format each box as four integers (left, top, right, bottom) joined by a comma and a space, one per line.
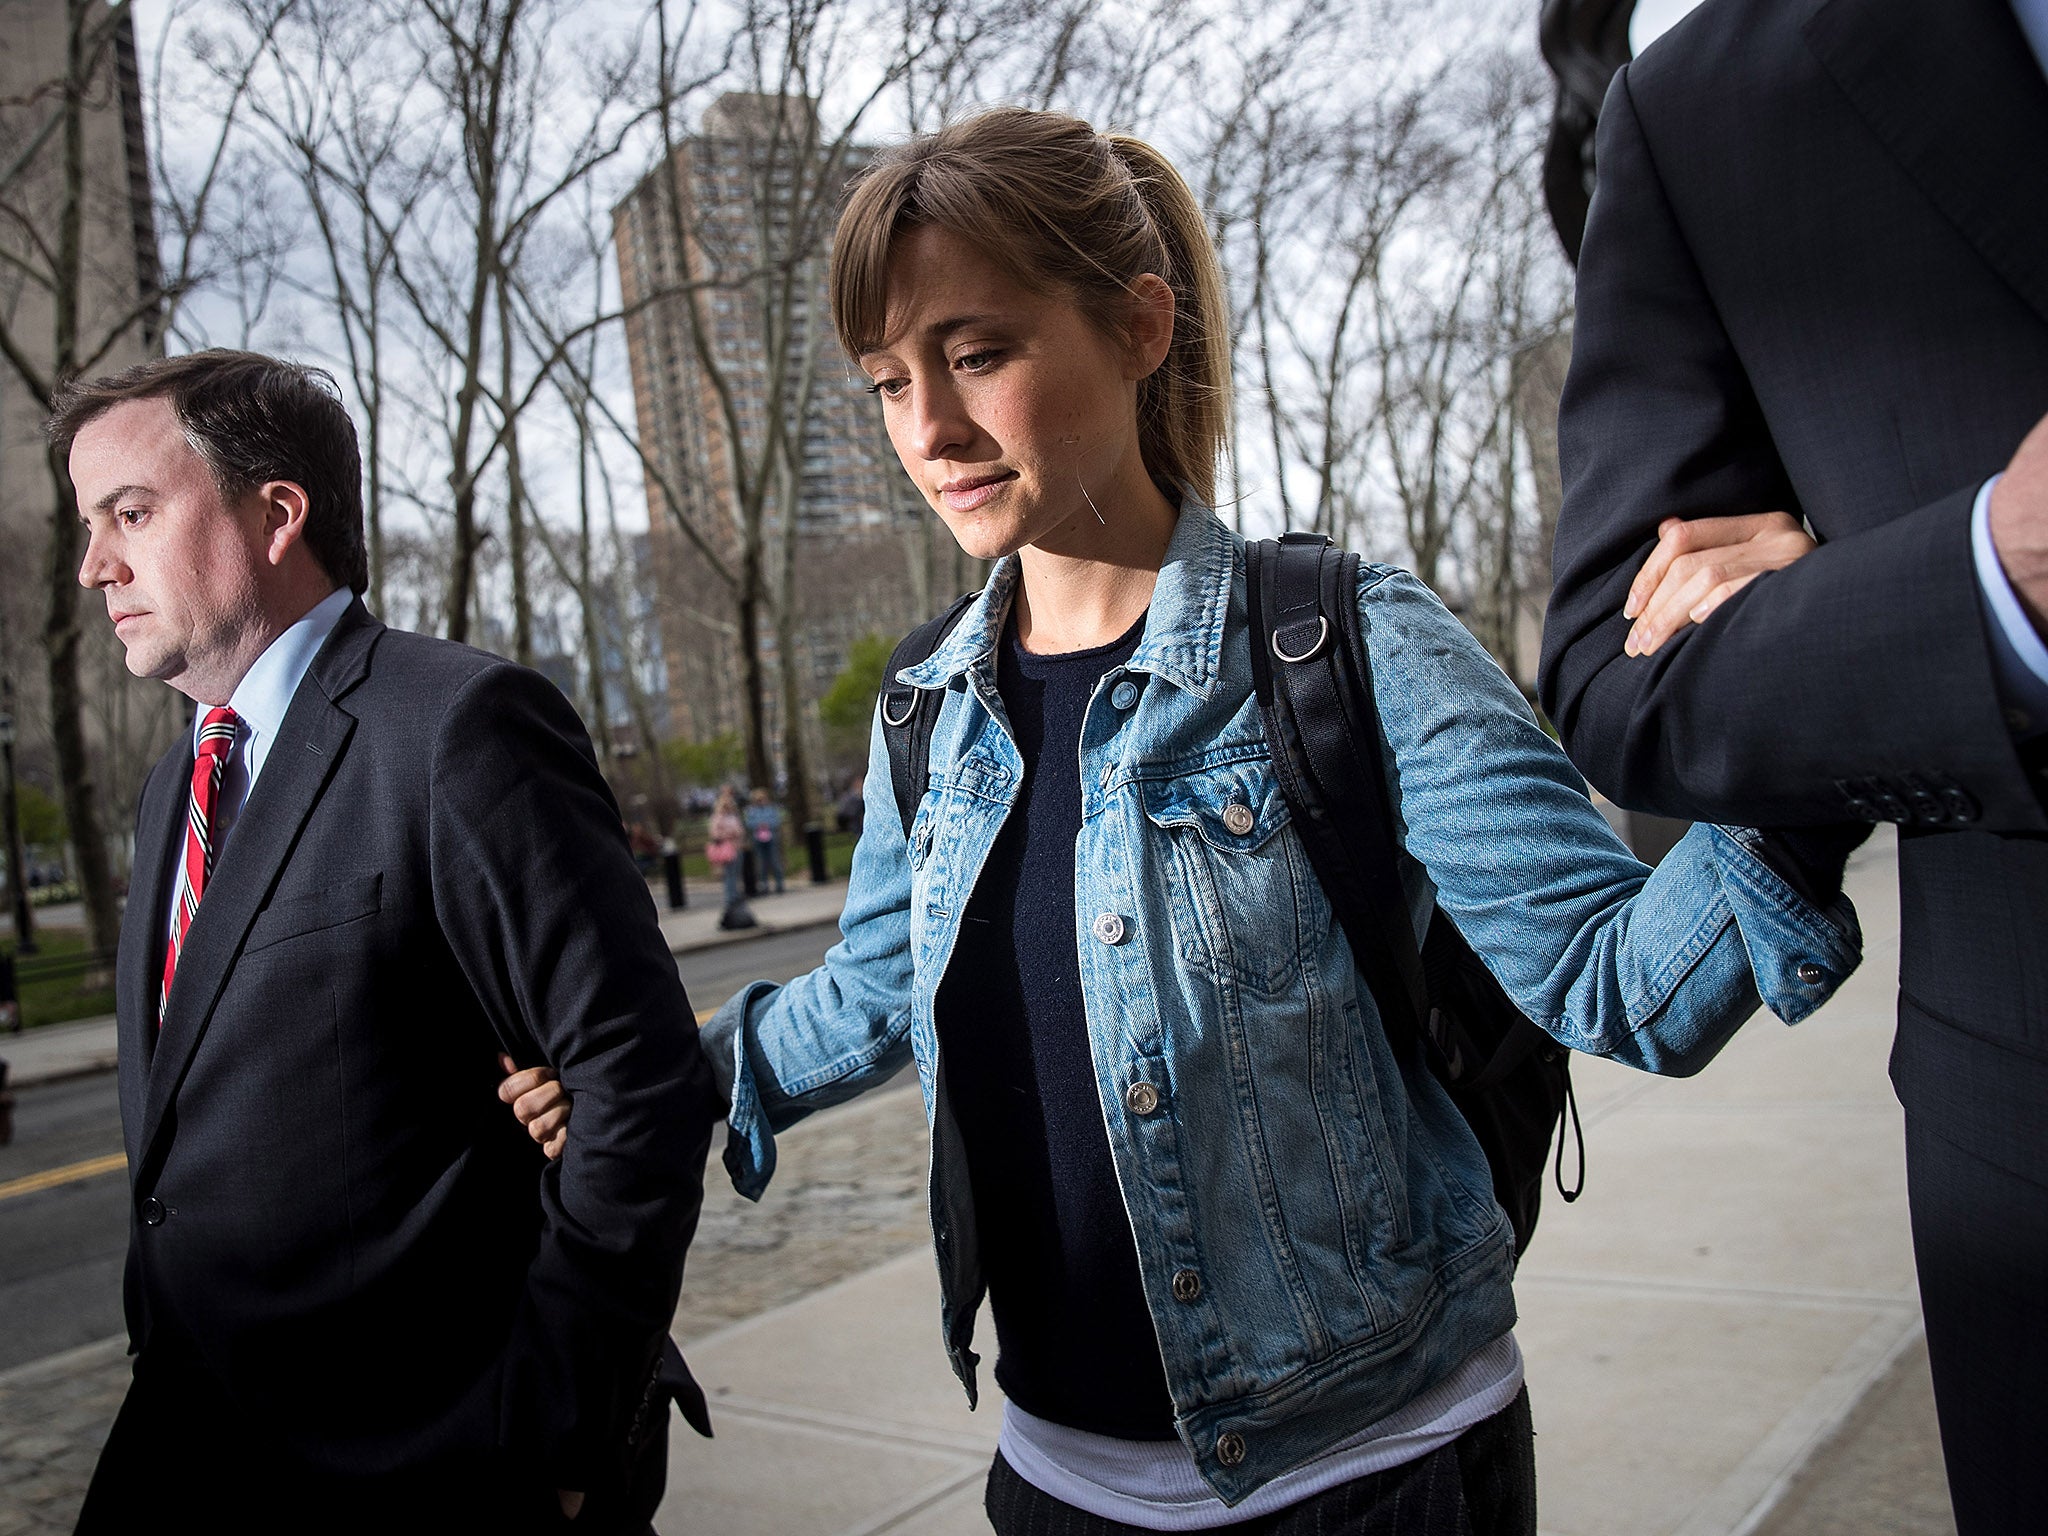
427, 662, 719, 1490
1538, 64, 2048, 834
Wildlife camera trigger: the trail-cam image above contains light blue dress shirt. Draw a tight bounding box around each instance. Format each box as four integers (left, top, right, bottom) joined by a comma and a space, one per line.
165, 585, 354, 943
2016, 0, 2048, 65
1974, 1, 2048, 737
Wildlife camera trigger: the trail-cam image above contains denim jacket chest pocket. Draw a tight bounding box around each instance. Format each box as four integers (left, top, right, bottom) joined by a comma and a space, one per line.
1137, 757, 1324, 996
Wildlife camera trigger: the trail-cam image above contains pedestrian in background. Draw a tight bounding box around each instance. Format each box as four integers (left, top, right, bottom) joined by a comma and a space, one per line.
835, 772, 867, 836
745, 786, 787, 894
706, 786, 753, 929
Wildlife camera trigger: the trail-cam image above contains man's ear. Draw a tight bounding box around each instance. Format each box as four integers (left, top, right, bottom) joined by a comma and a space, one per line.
257, 480, 313, 568
1124, 274, 1176, 381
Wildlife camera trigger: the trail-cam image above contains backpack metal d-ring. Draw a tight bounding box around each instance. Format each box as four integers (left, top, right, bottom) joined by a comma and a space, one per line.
879, 687, 918, 728
1270, 615, 1330, 665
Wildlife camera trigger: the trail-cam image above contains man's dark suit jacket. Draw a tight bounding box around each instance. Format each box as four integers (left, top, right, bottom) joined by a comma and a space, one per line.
1541, 3, 2048, 1526
94, 599, 718, 1525
1542, 0, 2048, 1175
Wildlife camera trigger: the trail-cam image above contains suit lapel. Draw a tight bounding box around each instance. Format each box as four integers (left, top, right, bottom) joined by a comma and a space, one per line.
1805, 0, 2048, 328
137, 602, 382, 1178
117, 741, 190, 1161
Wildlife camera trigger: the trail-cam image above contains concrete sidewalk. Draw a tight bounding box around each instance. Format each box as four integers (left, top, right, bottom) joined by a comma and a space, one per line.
654, 830, 1947, 1536
0, 877, 850, 1090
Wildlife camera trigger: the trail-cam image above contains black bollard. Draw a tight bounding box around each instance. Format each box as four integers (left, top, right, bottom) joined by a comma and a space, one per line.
742, 846, 761, 898
0, 1058, 12, 1148
806, 823, 828, 884
663, 840, 687, 910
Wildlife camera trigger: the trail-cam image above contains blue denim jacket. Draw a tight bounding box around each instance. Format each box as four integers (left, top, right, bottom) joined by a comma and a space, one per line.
702, 507, 1860, 1504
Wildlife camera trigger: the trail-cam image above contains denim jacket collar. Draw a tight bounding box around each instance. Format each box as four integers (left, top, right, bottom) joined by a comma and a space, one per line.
896, 504, 1233, 701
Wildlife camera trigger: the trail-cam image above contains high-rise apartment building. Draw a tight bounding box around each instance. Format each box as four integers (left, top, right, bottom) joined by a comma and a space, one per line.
613, 94, 952, 775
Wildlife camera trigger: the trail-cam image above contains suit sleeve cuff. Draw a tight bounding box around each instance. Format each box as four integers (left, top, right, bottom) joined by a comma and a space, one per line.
1971, 475, 2048, 738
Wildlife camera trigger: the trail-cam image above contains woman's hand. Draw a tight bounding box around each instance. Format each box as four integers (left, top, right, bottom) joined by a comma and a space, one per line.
1623, 512, 1816, 657
498, 1053, 571, 1160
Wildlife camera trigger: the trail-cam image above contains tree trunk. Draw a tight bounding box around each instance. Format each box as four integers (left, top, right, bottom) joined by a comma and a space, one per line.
573, 406, 614, 764
39, 0, 119, 952
774, 468, 816, 829
775, 618, 816, 831
735, 560, 771, 791
43, 446, 119, 951
498, 278, 532, 664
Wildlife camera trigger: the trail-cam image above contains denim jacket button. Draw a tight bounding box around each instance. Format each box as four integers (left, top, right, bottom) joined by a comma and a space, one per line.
1092, 912, 1127, 946
1125, 1081, 1161, 1116
1111, 679, 1140, 710
1796, 962, 1825, 985
1171, 1268, 1202, 1303
1215, 1430, 1247, 1467
1221, 803, 1255, 837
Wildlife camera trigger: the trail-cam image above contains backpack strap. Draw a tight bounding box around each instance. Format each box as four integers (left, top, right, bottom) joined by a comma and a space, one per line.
881, 593, 978, 838
1245, 534, 1431, 1045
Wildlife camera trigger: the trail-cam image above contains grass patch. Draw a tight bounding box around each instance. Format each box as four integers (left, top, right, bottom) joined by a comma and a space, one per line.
3, 927, 116, 1031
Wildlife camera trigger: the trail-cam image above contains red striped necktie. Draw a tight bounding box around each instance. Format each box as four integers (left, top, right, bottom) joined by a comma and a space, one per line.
161, 706, 240, 1025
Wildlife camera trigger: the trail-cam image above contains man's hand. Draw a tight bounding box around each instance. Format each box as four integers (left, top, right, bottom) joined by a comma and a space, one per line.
1623, 512, 1816, 657
1989, 409, 2048, 636
558, 1489, 585, 1520
497, 1054, 570, 1160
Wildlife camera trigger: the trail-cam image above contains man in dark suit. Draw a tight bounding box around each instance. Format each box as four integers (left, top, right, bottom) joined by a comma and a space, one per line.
1541, 2, 2048, 1529
54, 350, 719, 1531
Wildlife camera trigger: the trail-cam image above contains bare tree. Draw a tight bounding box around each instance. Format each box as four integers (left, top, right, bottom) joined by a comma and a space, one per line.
237, 0, 438, 616
0, 0, 293, 949
345, 0, 661, 650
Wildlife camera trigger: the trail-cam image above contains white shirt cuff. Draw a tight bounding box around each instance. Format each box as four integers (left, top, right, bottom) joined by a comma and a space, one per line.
1970, 475, 2048, 738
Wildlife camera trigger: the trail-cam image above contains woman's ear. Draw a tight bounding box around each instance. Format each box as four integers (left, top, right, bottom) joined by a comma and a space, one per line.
1124, 274, 1176, 380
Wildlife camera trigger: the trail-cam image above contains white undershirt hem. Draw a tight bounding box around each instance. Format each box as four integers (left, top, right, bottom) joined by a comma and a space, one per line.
996, 1332, 1525, 1531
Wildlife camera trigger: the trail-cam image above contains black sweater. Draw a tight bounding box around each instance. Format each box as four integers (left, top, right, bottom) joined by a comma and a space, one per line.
934, 610, 1175, 1440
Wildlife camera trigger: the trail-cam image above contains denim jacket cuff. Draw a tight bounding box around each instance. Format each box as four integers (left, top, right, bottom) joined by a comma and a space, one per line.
711, 980, 783, 1201
1707, 824, 1863, 1024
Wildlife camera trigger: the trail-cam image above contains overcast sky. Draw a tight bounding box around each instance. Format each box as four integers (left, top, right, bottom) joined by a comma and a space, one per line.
1632, 0, 1709, 52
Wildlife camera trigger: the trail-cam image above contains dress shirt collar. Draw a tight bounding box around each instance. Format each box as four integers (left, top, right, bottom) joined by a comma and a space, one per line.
2016, 0, 2048, 76
195, 585, 353, 792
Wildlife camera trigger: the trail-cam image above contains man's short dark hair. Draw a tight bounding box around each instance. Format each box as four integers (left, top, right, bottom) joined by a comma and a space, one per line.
48, 350, 369, 595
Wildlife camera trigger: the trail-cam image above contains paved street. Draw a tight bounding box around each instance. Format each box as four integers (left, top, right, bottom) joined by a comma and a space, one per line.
0, 1075, 129, 1372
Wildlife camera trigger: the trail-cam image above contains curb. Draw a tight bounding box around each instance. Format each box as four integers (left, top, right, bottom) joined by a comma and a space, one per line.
667, 908, 843, 957
0, 1334, 128, 1391
3, 1056, 122, 1092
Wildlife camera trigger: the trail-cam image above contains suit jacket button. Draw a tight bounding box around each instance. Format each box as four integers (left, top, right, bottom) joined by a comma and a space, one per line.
1928, 776, 1980, 824
141, 1197, 166, 1227
1902, 778, 1945, 824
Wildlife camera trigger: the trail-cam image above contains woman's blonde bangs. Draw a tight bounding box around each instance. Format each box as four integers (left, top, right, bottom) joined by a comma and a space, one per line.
831, 164, 916, 360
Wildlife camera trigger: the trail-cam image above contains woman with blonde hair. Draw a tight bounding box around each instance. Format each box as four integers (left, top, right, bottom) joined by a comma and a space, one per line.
520, 107, 1860, 1532
704, 785, 752, 927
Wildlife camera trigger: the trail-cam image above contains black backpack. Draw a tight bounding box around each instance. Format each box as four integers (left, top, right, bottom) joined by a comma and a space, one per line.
878, 532, 1583, 1258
